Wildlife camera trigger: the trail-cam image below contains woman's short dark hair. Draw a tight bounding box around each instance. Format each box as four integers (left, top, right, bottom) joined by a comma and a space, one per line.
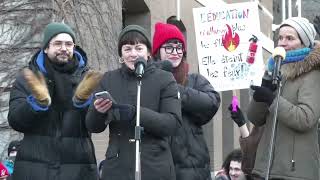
118, 31, 151, 56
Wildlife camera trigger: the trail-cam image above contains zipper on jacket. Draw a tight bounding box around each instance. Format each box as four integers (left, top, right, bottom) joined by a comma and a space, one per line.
291, 135, 296, 171
55, 112, 63, 163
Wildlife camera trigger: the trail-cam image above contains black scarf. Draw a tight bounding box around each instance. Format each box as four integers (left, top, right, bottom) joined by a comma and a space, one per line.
45, 56, 79, 110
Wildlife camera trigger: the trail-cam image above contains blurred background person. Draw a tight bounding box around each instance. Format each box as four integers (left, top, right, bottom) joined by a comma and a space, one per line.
215, 148, 245, 180
228, 105, 264, 180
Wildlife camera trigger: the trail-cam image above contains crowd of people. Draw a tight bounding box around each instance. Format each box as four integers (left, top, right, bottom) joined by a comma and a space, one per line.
1, 14, 320, 180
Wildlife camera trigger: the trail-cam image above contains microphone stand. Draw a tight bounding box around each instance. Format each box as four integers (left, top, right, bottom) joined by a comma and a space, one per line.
134, 78, 143, 180
265, 75, 282, 180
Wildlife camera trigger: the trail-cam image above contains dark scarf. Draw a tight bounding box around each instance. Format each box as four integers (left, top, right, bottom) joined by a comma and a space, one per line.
45, 56, 79, 110
173, 60, 189, 85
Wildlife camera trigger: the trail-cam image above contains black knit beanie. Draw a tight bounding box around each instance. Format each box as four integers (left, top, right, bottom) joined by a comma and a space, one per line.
118, 25, 151, 56
42, 22, 76, 48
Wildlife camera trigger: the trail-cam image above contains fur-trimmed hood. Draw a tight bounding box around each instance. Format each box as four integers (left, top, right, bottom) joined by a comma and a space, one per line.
281, 47, 320, 79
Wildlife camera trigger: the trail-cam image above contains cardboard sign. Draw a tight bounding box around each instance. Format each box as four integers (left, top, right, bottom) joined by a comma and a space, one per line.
193, 2, 265, 91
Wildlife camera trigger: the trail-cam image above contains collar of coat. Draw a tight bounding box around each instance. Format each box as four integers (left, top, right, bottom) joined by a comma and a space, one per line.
281, 47, 320, 79
28, 46, 87, 75
35, 50, 85, 75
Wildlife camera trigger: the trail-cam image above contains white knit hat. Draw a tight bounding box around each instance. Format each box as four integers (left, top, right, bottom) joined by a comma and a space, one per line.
280, 17, 317, 48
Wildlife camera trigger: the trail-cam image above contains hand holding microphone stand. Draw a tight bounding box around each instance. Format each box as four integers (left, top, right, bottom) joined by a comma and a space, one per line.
133, 57, 147, 180
265, 47, 286, 180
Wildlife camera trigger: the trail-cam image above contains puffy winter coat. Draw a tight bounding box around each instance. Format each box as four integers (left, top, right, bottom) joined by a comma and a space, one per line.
170, 73, 220, 180
8, 48, 98, 180
85, 63, 182, 180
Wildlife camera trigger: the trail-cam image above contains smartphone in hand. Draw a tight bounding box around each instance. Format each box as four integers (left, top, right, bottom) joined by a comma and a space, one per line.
94, 91, 116, 103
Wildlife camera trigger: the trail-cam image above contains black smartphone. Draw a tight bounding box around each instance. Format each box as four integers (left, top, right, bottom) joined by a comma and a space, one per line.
94, 91, 116, 103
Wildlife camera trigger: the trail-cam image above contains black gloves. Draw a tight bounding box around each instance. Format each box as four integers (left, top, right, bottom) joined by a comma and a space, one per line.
228, 105, 246, 127
261, 73, 277, 92
113, 104, 136, 121
250, 85, 275, 106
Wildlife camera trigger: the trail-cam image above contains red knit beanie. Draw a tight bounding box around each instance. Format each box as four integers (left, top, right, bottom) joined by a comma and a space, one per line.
152, 22, 186, 56
0, 163, 9, 178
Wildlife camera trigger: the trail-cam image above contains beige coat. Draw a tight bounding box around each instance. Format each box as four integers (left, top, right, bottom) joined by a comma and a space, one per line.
247, 48, 320, 180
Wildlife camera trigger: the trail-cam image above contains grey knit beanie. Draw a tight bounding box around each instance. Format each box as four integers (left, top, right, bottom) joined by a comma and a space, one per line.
280, 17, 316, 48
118, 25, 151, 56
42, 22, 76, 48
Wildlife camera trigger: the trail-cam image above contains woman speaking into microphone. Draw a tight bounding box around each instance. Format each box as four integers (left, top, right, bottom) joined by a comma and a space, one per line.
85, 25, 182, 180
247, 17, 320, 180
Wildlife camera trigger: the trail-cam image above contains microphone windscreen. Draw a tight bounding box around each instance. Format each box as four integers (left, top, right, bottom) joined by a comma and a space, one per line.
272, 47, 286, 59
134, 57, 147, 68
161, 60, 173, 72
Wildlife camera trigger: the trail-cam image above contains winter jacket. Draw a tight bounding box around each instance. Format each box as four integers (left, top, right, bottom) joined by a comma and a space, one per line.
7, 47, 98, 180
247, 48, 320, 180
170, 73, 221, 180
85, 63, 182, 180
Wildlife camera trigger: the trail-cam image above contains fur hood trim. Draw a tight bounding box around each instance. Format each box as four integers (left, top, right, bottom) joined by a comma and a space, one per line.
281, 47, 320, 79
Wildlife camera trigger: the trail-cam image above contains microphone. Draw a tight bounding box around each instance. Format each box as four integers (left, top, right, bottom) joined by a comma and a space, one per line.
271, 47, 286, 85
134, 57, 147, 79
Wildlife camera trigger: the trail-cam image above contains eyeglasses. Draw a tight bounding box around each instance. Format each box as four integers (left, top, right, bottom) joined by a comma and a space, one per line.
50, 41, 75, 50
161, 45, 184, 54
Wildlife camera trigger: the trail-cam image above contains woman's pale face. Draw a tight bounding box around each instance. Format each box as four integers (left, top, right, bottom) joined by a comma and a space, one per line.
277, 26, 304, 51
159, 42, 184, 68
121, 43, 150, 70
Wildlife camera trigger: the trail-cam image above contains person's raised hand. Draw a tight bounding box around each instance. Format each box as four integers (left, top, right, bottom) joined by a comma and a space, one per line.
23, 68, 51, 106
228, 104, 246, 127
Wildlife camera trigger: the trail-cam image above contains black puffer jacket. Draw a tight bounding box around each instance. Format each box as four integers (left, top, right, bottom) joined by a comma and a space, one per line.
8, 48, 98, 180
85, 63, 182, 180
170, 73, 220, 180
